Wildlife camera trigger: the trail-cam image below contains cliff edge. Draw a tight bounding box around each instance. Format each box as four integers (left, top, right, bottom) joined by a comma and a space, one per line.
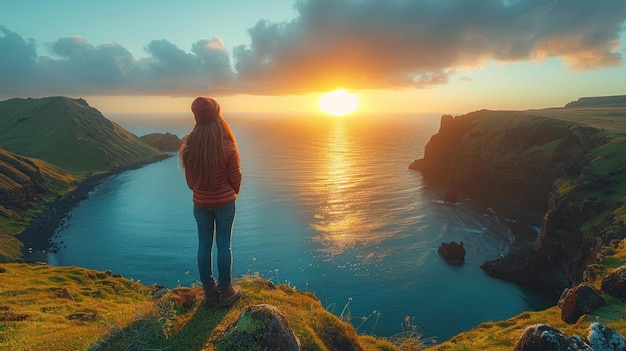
410, 102, 626, 296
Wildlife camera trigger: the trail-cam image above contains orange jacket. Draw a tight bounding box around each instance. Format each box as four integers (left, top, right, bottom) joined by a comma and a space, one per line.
185, 139, 242, 207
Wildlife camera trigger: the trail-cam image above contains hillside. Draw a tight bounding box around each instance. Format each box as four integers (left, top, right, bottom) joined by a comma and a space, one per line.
0, 97, 164, 174
0, 148, 77, 261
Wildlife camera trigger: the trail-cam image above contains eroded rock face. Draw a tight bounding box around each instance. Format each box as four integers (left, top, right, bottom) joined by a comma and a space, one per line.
0, 149, 47, 210
513, 323, 591, 351
588, 322, 626, 351
601, 264, 626, 299
215, 304, 300, 351
560, 284, 605, 324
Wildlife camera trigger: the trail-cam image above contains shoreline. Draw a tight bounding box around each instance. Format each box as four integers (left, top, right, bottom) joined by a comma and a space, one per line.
481, 196, 545, 251
16, 155, 171, 263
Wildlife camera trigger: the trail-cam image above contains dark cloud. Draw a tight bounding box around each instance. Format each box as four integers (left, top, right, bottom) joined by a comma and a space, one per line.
0, 0, 625, 98
0, 25, 39, 94
235, 0, 626, 93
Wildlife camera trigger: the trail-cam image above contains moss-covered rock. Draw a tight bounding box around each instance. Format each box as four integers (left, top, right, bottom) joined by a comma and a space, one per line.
216, 304, 301, 351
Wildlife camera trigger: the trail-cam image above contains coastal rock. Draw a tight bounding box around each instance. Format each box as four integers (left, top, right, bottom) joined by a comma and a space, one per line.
560, 284, 605, 324
215, 304, 301, 351
600, 264, 626, 299
438, 241, 465, 263
443, 189, 458, 203
587, 322, 626, 351
513, 323, 591, 351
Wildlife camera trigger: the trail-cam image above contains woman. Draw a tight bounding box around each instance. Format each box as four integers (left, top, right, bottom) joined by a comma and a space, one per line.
179, 97, 242, 307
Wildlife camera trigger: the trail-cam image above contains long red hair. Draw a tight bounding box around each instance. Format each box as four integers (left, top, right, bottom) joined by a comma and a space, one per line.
179, 116, 237, 189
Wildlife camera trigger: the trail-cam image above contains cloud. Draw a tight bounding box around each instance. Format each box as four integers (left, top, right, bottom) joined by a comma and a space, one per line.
0, 25, 39, 94
0, 0, 625, 98
235, 0, 626, 93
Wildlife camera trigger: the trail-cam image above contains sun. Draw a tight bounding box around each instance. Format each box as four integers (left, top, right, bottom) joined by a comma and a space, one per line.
318, 89, 360, 116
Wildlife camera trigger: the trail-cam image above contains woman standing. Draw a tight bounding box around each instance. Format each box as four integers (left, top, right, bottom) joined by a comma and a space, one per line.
179, 97, 242, 307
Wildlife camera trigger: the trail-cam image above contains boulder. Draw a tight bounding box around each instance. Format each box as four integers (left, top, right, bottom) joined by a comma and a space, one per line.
438, 241, 465, 263
557, 288, 570, 308
513, 323, 591, 351
560, 284, 605, 324
600, 264, 626, 299
215, 304, 300, 351
587, 322, 626, 351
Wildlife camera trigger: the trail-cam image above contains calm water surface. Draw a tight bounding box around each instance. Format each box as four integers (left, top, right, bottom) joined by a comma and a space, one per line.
51, 113, 552, 341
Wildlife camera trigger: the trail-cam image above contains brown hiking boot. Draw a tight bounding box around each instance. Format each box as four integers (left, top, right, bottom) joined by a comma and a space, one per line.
203, 283, 220, 308
219, 285, 241, 307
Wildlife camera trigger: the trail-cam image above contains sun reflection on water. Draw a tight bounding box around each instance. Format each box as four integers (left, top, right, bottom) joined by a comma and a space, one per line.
310, 118, 387, 256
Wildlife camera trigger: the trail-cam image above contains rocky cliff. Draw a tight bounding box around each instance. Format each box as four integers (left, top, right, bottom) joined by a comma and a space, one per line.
410, 105, 626, 296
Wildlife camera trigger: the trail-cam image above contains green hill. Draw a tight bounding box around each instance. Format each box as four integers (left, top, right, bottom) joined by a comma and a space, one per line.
0, 97, 163, 174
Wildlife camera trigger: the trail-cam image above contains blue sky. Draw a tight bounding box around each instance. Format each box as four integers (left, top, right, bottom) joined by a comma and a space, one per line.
1, 0, 625, 115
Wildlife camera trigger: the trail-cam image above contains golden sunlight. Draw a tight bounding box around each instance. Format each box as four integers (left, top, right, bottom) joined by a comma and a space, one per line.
318, 89, 360, 116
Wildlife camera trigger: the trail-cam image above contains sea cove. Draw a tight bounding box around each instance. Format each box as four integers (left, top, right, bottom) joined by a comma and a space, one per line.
49, 113, 553, 341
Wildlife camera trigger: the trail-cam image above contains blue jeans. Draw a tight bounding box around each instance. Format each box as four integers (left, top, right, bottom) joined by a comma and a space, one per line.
193, 201, 236, 288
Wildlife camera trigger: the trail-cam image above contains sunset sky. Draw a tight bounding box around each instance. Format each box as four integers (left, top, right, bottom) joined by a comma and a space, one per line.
1, 0, 625, 116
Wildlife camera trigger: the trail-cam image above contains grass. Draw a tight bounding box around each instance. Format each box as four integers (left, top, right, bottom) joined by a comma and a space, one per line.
0, 263, 411, 351
4, 262, 623, 351
423, 299, 626, 351
0, 263, 154, 351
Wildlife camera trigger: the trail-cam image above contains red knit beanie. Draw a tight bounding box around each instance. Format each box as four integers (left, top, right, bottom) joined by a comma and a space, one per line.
191, 97, 220, 124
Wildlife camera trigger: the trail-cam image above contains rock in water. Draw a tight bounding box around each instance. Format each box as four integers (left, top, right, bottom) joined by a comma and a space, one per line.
438, 241, 465, 264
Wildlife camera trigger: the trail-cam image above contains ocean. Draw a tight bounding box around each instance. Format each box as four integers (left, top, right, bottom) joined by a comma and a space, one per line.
49, 112, 553, 341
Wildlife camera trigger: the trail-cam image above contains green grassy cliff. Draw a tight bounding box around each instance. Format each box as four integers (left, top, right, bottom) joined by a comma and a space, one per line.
0, 97, 163, 174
